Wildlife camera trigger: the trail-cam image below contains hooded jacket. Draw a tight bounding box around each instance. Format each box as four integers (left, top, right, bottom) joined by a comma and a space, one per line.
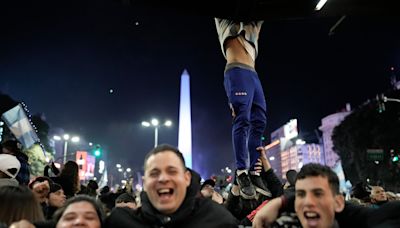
105, 169, 238, 228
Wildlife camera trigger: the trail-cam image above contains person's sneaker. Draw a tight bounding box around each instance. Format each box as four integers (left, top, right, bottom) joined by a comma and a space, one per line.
236, 170, 256, 199
249, 172, 272, 197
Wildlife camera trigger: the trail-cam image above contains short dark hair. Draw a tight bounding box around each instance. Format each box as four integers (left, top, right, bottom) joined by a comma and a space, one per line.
143, 144, 186, 171
296, 163, 340, 195
115, 193, 136, 204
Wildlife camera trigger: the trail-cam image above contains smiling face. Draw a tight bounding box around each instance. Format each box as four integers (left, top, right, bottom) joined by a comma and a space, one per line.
295, 176, 344, 228
143, 150, 191, 215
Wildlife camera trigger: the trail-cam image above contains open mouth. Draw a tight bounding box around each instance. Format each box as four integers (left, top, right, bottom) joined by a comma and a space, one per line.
304, 211, 320, 227
157, 188, 174, 198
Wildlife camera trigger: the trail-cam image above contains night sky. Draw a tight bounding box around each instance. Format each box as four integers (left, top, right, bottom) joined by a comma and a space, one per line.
1, 0, 399, 179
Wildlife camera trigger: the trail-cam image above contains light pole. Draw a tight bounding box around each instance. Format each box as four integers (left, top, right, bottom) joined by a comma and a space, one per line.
54, 134, 80, 164
141, 118, 172, 147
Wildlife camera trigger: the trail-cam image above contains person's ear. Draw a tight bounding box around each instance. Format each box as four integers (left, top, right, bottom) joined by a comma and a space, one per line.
184, 170, 191, 187
334, 194, 345, 213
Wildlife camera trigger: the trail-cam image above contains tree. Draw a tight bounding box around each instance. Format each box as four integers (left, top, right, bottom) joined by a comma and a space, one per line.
332, 89, 400, 191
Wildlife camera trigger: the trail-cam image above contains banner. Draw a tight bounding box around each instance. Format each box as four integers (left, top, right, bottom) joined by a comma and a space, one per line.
1, 103, 39, 149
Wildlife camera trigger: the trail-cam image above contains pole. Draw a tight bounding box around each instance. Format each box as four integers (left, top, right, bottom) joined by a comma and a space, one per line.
63, 140, 68, 164
154, 127, 158, 147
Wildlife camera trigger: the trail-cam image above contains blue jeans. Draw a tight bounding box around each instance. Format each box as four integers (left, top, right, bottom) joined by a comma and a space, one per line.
224, 64, 267, 171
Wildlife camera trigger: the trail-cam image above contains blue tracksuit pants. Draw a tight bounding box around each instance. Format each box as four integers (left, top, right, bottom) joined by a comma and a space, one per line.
223, 63, 267, 171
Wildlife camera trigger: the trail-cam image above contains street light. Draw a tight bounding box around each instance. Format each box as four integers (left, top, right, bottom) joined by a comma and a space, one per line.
54, 134, 80, 164
141, 118, 172, 147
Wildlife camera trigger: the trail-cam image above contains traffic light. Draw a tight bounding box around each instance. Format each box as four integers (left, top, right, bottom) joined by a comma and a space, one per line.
94, 145, 101, 157
376, 94, 386, 113
390, 149, 399, 163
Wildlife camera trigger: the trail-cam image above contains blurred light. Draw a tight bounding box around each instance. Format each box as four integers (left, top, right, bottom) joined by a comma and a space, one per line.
116, 164, 121, 168
126, 168, 131, 172
296, 139, 306, 145
151, 118, 159, 126
121, 180, 127, 184
269, 156, 275, 161
141, 121, 150, 127
391, 67, 395, 71
0, 121, 3, 126
53, 135, 61, 141
71, 136, 80, 143
63, 134, 70, 140
165, 120, 172, 126
109, 89, 114, 94
315, 0, 328, 11
54, 163, 61, 169
118, 168, 123, 172
89, 142, 93, 146
45, 157, 50, 162
298, 162, 303, 169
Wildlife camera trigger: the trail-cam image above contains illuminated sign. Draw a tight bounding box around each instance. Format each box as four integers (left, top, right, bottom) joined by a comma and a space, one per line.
284, 119, 298, 139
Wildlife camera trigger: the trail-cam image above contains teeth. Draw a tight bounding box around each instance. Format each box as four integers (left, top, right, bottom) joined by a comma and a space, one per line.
305, 212, 318, 218
158, 189, 170, 194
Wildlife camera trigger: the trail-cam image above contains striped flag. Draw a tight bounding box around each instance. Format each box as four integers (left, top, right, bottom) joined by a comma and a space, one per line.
1, 103, 39, 148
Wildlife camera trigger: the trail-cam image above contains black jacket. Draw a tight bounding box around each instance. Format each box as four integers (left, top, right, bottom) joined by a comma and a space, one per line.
105, 170, 238, 228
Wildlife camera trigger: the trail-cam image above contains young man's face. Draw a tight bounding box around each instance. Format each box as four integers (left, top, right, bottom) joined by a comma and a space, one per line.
295, 176, 344, 228
143, 151, 191, 215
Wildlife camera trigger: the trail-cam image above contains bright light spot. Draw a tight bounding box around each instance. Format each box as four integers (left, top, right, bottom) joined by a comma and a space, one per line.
121, 180, 127, 184
118, 168, 123, 172
109, 89, 114, 94
116, 164, 121, 168
89, 142, 93, 146
53, 135, 61, 141
374, 161, 380, 164
296, 139, 306, 145
54, 163, 61, 169
126, 168, 131, 172
315, 0, 328, 11
141, 121, 150, 127
151, 119, 159, 126
71, 136, 80, 143
269, 156, 275, 161
0, 121, 3, 126
45, 157, 50, 162
298, 162, 303, 169
63, 134, 70, 140
391, 67, 395, 71
135, 21, 139, 26
165, 120, 172, 127
135, 184, 142, 192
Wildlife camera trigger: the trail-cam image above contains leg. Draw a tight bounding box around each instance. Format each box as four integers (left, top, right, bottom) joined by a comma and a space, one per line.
248, 74, 267, 170
224, 65, 257, 199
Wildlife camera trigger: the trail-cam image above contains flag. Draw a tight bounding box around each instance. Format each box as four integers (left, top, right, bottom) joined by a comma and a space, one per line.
1, 103, 39, 148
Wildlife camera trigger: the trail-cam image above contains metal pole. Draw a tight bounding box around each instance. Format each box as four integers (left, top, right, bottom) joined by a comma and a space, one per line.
63, 140, 68, 164
154, 127, 158, 147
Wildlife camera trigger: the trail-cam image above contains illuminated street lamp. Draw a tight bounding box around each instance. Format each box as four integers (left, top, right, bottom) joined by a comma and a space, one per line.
54, 134, 80, 164
141, 118, 172, 147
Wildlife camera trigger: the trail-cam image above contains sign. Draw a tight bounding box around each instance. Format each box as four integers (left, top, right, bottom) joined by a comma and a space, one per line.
367, 149, 384, 161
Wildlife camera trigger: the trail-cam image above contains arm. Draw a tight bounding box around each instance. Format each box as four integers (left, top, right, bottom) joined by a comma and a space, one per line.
257, 146, 283, 197
252, 196, 284, 228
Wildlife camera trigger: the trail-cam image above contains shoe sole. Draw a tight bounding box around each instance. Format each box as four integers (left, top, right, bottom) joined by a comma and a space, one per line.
254, 186, 272, 197
239, 190, 256, 199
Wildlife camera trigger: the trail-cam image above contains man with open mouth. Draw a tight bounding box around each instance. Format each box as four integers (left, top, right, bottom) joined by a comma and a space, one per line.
105, 144, 238, 227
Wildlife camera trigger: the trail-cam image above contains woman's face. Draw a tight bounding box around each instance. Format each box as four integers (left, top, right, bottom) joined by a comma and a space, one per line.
56, 201, 101, 228
49, 189, 66, 208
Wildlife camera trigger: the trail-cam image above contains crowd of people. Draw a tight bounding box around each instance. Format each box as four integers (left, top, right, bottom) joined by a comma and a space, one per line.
1, 139, 400, 228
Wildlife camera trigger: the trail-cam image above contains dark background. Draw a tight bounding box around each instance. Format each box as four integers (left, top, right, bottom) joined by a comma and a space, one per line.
1, 0, 399, 178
